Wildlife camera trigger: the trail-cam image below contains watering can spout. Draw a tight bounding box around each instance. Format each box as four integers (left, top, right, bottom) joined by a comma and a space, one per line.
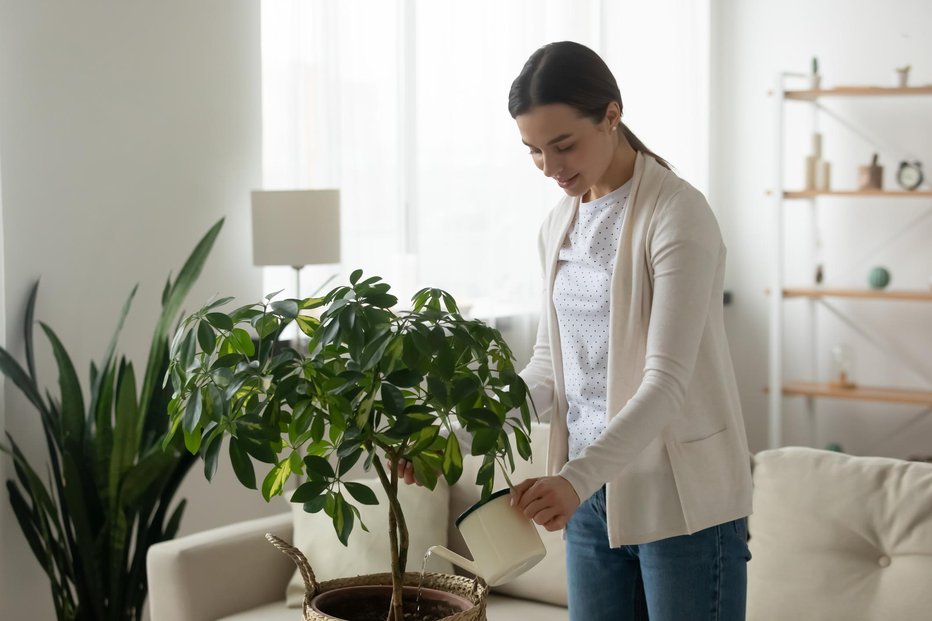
428, 545, 479, 577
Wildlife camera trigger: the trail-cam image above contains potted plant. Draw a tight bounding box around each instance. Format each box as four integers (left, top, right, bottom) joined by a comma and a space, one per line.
0, 220, 224, 621
164, 270, 536, 621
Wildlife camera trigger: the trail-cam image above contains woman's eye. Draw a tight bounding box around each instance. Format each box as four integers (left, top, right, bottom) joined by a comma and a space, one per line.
556, 144, 574, 153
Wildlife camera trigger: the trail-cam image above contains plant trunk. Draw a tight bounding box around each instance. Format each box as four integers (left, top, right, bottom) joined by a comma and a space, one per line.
373, 454, 409, 621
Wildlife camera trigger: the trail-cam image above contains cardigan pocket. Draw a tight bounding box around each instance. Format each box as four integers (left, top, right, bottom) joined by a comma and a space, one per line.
678, 424, 728, 444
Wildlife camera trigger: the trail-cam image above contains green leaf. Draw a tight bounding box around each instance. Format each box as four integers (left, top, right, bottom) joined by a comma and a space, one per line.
412, 455, 439, 490
304, 454, 335, 480
110, 363, 139, 502
442, 433, 464, 485
182, 389, 202, 436
344, 481, 378, 505
255, 314, 279, 339
471, 428, 498, 455
140, 218, 224, 422
197, 321, 216, 354
380, 384, 406, 416
204, 312, 234, 331
291, 479, 329, 503
333, 494, 355, 545
271, 299, 299, 320
261, 460, 292, 501
0, 345, 48, 417
349, 269, 363, 285
365, 293, 397, 308
230, 328, 255, 356
385, 368, 422, 388
303, 494, 328, 513
514, 428, 532, 461
229, 437, 257, 489
39, 323, 85, 445
23, 280, 40, 381
338, 447, 363, 476
203, 434, 222, 481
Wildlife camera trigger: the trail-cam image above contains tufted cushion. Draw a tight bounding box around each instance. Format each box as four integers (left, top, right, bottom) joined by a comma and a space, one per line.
449, 423, 568, 606
748, 447, 932, 621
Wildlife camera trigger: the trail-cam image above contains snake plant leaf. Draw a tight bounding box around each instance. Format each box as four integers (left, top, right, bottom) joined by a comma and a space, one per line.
24, 280, 39, 382
163, 498, 187, 541
0, 346, 47, 417
89, 285, 137, 425
139, 218, 223, 418
6, 481, 52, 575
110, 363, 139, 503
39, 323, 85, 447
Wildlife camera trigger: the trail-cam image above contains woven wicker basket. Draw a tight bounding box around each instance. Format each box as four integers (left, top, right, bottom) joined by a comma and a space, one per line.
266, 533, 488, 621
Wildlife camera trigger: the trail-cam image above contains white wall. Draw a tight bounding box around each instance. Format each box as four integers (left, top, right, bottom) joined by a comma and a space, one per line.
0, 109, 7, 617
711, 0, 932, 455
0, 2, 281, 620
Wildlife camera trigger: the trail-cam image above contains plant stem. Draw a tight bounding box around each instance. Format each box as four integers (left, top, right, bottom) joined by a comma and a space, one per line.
372, 454, 405, 621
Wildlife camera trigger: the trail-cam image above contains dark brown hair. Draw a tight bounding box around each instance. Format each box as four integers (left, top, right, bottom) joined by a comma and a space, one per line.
508, 41, 670, 169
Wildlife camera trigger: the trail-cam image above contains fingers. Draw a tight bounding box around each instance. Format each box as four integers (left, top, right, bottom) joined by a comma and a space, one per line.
543, 516, 566, 532
510, 477, 539, 507
385, 457, 421, 486
512, 476, 579, 530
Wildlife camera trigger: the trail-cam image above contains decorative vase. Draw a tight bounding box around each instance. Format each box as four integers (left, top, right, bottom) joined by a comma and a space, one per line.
868, 266, 891, 290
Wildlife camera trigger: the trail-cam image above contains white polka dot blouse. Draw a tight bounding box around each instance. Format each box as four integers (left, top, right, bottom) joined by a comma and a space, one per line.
553, 179, 632, 461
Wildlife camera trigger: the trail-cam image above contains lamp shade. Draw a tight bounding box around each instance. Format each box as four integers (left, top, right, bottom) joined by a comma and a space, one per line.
251, 189, 341, 267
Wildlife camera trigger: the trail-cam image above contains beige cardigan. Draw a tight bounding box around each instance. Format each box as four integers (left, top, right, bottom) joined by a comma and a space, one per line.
520, 152, 753, 546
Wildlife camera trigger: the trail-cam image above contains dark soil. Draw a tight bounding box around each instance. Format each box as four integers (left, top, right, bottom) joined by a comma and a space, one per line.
319, 592, 464, 621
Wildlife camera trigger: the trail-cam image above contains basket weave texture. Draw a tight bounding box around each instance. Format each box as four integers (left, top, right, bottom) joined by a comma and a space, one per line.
266, 533, 488, 621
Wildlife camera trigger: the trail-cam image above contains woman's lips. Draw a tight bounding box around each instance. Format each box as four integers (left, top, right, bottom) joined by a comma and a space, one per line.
557, 173, 579, 188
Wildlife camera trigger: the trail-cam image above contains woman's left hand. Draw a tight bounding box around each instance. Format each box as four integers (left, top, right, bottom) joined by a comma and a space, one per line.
510, 476, 581, 531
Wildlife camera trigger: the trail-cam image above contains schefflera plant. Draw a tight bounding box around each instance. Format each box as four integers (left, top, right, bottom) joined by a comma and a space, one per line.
164, 270, 536, 621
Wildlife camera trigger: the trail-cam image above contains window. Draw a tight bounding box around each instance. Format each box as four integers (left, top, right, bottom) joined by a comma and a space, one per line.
260, 0, 709, 330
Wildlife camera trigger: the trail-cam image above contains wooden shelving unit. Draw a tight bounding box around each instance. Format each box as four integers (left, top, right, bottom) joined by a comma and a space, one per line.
784, 85, 932, 100
768, 79, 932, 449
781, 288, 932, 302
784, 189, 932, 199
782, 382, 932, 406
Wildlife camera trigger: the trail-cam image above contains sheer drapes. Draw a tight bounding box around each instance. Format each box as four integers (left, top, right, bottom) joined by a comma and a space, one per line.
260, 0, 709, 321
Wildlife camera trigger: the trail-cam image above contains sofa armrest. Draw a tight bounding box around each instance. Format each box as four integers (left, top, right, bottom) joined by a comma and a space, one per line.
147, 512, 294, 621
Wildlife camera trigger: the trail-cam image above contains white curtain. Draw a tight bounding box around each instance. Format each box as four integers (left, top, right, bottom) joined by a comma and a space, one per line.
260, 0, 709, 347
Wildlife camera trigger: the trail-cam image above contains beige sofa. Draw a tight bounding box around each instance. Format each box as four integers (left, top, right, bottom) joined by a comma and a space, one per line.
148, 425, 932, 621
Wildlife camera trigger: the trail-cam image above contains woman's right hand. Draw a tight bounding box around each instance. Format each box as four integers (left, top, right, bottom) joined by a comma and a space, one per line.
387, 457, 421, 486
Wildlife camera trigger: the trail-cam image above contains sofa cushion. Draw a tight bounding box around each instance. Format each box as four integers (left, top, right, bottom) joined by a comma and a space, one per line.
450, 423, 568, 607
748, 447, 932, 621
285, 476, 453, 607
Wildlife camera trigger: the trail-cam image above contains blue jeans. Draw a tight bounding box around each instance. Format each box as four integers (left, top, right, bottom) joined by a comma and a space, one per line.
566, 486, 751, 620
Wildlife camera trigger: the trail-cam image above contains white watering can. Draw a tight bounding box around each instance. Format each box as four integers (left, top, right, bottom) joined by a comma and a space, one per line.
429, 489, 546, 586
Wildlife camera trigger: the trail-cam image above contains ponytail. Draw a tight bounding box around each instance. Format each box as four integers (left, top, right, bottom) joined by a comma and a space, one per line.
620, 123, 671, 170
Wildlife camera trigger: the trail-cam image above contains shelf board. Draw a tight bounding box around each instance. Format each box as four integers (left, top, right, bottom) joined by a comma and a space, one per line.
785, 85, 932, 100
782, 288, 932, 301
782, 381, 932, 406
784, 189, 932, 198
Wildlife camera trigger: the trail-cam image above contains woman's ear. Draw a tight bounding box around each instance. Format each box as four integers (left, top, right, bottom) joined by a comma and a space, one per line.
603, 101, 622, 131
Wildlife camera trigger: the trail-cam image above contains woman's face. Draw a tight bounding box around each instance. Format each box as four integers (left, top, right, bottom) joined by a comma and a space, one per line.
515, 103, 617, 197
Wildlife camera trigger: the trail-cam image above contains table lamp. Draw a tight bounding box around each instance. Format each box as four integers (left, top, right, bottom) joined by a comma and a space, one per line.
251, 189, 341, 300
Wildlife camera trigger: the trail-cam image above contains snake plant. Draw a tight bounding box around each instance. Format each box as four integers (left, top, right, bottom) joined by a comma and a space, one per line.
0, 219, 224, 620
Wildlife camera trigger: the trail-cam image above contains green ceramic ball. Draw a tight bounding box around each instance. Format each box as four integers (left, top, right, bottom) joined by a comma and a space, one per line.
868, 266, 891, 290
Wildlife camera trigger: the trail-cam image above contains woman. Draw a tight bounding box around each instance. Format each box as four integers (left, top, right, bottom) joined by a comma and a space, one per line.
399, 41, 753, 620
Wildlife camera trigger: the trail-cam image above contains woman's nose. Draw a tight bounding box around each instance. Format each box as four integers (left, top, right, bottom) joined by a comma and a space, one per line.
541, 153, 561, 178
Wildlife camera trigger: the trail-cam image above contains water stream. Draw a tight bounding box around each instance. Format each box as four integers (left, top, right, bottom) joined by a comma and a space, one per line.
415, 549, 432, 617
